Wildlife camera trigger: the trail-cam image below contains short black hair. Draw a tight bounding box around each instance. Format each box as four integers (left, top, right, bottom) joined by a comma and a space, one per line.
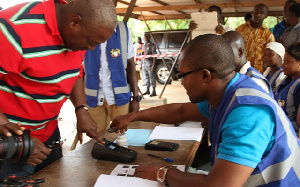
181, 34, 235, 79
289, 3, 300, 18
254, 3, 269, 14
244, 13, 252, 21
285, 0, 297, 5
208, 5, 222, 14
287, 43, 300, 61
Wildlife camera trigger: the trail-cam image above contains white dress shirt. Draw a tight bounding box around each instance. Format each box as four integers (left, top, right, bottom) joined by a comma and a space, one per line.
97, 29, 135, 106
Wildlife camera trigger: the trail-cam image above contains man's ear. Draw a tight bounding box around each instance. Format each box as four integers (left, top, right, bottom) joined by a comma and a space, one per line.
69, 15, 82, 28
202, 69, 212, 82
238, 48, 244, 58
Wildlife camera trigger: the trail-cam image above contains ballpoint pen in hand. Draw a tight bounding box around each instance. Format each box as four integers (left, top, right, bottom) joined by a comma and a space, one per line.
147, 153, 174, 162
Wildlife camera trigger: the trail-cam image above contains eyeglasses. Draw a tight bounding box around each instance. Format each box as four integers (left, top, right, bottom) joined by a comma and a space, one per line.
176, 68, 214, 79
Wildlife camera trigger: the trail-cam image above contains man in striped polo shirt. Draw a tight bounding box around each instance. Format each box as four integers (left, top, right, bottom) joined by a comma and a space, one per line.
0, 0, 117, 178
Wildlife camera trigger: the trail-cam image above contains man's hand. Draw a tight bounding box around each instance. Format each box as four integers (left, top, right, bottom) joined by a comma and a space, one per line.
27, 137, 51, 166
189, 20, 198, 31
75, 110, 103, 143
109, 113, 135, 133
134, 163, 166, 180
0, 122, 25, 136
215, 25, 225, 35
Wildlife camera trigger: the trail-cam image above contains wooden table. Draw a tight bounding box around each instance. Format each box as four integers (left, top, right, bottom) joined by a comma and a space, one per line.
33, 121, 201, 187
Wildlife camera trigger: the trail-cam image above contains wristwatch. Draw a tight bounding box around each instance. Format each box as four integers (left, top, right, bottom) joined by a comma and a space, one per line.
75, 104, 89, 112
157, 165, 176, 186
132, 95, 142, 102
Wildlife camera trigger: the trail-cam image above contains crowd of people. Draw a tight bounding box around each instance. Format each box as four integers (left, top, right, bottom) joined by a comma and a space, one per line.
0, 0, 299, 186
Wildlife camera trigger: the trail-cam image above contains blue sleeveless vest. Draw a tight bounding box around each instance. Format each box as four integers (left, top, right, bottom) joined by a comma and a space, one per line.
209, 74, 300, 186
246, 66, 273, 98
84, 21, 131, 107
276, 76, 300, 132
266, 68, 284, 97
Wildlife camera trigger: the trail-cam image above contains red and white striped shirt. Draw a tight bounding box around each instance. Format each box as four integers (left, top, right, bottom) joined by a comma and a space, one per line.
0, 0, 84, 142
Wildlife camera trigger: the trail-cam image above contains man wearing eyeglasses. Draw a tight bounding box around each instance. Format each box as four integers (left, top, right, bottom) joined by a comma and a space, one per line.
109, 34, 300, 186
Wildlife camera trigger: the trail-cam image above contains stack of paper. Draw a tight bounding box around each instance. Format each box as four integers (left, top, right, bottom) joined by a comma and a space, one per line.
190, 12, 218, 40
160, 121, 202, 128
94, 165, 185, 187
94, 175, 161, 187
149, 126, 204, 142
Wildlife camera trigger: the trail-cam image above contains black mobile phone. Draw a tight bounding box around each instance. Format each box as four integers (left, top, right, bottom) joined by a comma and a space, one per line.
145, 140, 179, 151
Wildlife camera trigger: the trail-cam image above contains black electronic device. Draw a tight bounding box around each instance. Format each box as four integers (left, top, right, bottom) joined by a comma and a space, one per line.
145, 140, 179, 151
0, 129, 34, 162
0, 175, 45, 187
91, 138, 137, 163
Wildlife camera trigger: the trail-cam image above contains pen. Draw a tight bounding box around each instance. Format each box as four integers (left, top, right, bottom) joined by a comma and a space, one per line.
147, 153, 174, 162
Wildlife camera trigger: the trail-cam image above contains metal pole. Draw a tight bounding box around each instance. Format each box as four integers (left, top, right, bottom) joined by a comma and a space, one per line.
158, 32, 190, 98
158, 0, 206, 98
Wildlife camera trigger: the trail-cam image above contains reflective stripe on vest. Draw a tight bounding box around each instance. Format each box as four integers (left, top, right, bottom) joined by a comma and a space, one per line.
269, 69, 283, 88
224, 88, 300, 186
114, 85, 130, 95
246, 68, 272, 96
286, 79, 300, 120
118, 21, 128, 70
85, 88, 97, 97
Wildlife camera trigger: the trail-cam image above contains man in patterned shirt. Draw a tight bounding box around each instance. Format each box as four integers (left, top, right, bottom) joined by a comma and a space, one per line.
236, 3, 275, 73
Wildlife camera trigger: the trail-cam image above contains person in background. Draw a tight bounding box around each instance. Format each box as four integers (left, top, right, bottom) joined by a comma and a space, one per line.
0, 0, 117, 179
135, 37, 145, 85
244, 13, 252, 22
222, 31, 272, 95
189, 5, 233, 35
236, 3, 275, 73
142, 33, 157, 97
278, 3, 300, 48
84, 0, 140, 135
263, 42, 286, 97
110, 34, 300, 186
272, 0, 298, 41
276, 44, 300, 134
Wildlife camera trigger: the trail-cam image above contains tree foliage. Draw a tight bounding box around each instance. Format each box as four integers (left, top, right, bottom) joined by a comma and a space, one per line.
118, 15, 280, 42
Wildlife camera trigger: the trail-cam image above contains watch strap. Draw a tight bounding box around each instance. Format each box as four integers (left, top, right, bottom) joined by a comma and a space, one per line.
132, 95, 142, 102
75, 104, 89, 112
157, 165, 176, 186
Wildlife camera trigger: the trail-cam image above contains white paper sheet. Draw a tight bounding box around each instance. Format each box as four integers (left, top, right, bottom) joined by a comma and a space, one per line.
110, 164, 185, 177
94, 175, 161, 187
190, 12, 218, 39
94, 165, 186, 187
149, 126, 204, 142
160, 121, 202, 128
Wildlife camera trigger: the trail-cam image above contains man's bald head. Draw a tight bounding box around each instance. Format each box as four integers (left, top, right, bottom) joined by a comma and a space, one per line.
57, 0, 117, 51
222, 31, 247, 71
72, 0, 117, 31
223, 31, 245, 48
181, 34, 235, 79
